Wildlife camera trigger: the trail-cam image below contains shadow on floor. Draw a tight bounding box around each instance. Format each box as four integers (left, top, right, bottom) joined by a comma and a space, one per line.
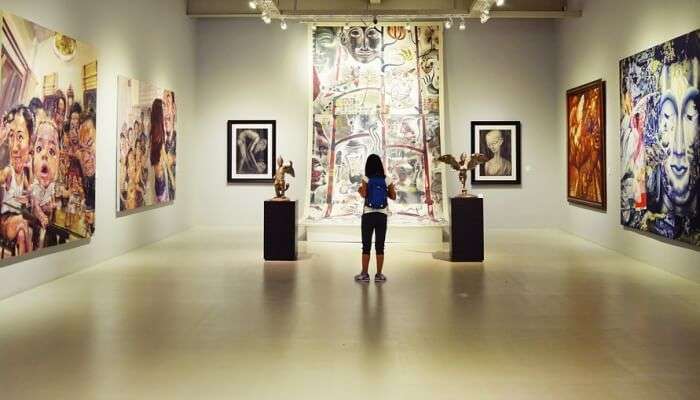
432, 250, 451, 262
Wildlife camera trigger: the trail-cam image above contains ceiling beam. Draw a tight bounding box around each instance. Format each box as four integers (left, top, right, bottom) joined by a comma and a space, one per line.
187, 9, 581, 19
186, 0, 581, 19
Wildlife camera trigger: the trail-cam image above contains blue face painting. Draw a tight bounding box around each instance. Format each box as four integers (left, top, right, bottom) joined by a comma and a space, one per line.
620, 30, 700, 246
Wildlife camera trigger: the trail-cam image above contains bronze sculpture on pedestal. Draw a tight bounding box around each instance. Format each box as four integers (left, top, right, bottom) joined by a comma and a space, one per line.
435, 153, 489, 197
273, 156, 295, 200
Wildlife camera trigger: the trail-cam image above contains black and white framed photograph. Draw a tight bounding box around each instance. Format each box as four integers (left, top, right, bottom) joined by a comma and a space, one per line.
471, 121, 521, 185
227, 120, 276, 183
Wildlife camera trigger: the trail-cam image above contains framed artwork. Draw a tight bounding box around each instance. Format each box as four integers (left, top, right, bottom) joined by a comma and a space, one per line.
0, 11, 98, 263
620, 30, 699, 247
116, 76, 177, 214
227, 120, 276, 183
471, 121, 521, 184
566, 79, 606, 210
305, 24, 447, 225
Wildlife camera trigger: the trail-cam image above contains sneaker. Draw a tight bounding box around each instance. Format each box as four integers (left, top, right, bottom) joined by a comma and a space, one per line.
374, 273, 387, 283
354, 273, 370, 282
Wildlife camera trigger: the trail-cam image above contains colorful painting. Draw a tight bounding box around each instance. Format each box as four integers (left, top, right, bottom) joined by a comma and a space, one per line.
306, 24, 446, 225
567, 80, 606, 209
227, 120, 275, 183
0, 11, 97, 261
620, 30, 699, 246
471, 121, 521, 184
117, 76, 177, 213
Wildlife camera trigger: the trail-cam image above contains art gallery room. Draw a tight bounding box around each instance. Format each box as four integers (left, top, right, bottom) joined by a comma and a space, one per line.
0, 0, 699, 398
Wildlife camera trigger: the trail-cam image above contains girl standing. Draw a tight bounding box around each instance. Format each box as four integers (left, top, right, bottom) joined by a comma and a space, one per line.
355, 154, 396, 283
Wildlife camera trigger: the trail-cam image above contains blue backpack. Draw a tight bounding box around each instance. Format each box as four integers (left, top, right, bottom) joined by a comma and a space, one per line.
365, 176, 388, 209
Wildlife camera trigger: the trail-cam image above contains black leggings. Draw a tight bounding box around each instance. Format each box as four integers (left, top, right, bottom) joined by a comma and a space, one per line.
361, 212, 387, 255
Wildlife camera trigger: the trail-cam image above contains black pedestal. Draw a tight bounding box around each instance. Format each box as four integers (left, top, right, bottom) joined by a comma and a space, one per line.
264, 200, 297, 261
450, 197, 484, 262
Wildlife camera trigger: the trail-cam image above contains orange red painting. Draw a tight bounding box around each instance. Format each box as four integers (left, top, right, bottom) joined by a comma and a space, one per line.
566, 80, 606, 210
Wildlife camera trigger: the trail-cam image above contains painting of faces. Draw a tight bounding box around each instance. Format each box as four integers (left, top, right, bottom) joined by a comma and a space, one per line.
117, 76, 177, 212
0, 12, 97, 261
227, 120, 275, 183
308, 25, 446, 225
567, 80, 606, 209
471, 121, 521, 184
620, 30, 699, 246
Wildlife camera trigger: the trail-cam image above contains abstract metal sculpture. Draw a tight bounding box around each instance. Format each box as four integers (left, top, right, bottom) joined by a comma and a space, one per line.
273, 156, 295, 200
435, 153, 489, 197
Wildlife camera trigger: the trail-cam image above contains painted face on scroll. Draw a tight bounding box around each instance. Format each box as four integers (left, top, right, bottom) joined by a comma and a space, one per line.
342, 26, 382, 64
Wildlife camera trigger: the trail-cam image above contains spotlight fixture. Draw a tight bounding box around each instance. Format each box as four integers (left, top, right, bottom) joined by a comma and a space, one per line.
459, 18, 466, 30
496, 0, 505, 6
480, 9, 490, 24
405, 20, 412, 30
253, 0, 281, 26
373, 16, 378, 26
444, 18, 453, 29
280, 19, 287, 30
311, 24, 317, 31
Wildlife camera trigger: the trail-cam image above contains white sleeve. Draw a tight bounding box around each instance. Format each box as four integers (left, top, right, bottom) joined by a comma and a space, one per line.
31, 182, 41, 200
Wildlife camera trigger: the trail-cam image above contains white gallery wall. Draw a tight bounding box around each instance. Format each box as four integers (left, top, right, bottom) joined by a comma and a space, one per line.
445, 20, 559, 228
193, 19, 560, 228
194, 20, 309, 226
0, 0, 197, 299
556, 0, 700, 281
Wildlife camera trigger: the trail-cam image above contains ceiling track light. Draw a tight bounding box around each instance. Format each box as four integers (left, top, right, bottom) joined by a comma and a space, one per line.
405, 19, 412, 30
480, 10, 490, 24
280, 19, 287, 30
459, 18, 466, 30
496, 0, 505, 6
444, 18, 453, 29
254, 0, 281, 25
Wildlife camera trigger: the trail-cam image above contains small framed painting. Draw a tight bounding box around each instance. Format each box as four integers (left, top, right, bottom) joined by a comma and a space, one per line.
566, 79, 606, 210
471, 121, 521, 184
227, 120, 276, 183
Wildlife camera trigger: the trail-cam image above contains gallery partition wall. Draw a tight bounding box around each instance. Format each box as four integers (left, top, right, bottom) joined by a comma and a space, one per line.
556, 0, 700, 282
193, 19, 561, 230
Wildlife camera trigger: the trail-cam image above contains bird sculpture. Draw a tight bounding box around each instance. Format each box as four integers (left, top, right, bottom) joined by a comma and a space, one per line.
435, 153, 489, 197
273, 156, 295, 200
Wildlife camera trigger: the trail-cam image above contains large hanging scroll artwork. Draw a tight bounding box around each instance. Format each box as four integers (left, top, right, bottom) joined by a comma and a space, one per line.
306, 25, 447, 225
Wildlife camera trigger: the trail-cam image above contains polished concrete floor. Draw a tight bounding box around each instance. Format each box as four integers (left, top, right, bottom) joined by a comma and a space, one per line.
0, 228, 699, 399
